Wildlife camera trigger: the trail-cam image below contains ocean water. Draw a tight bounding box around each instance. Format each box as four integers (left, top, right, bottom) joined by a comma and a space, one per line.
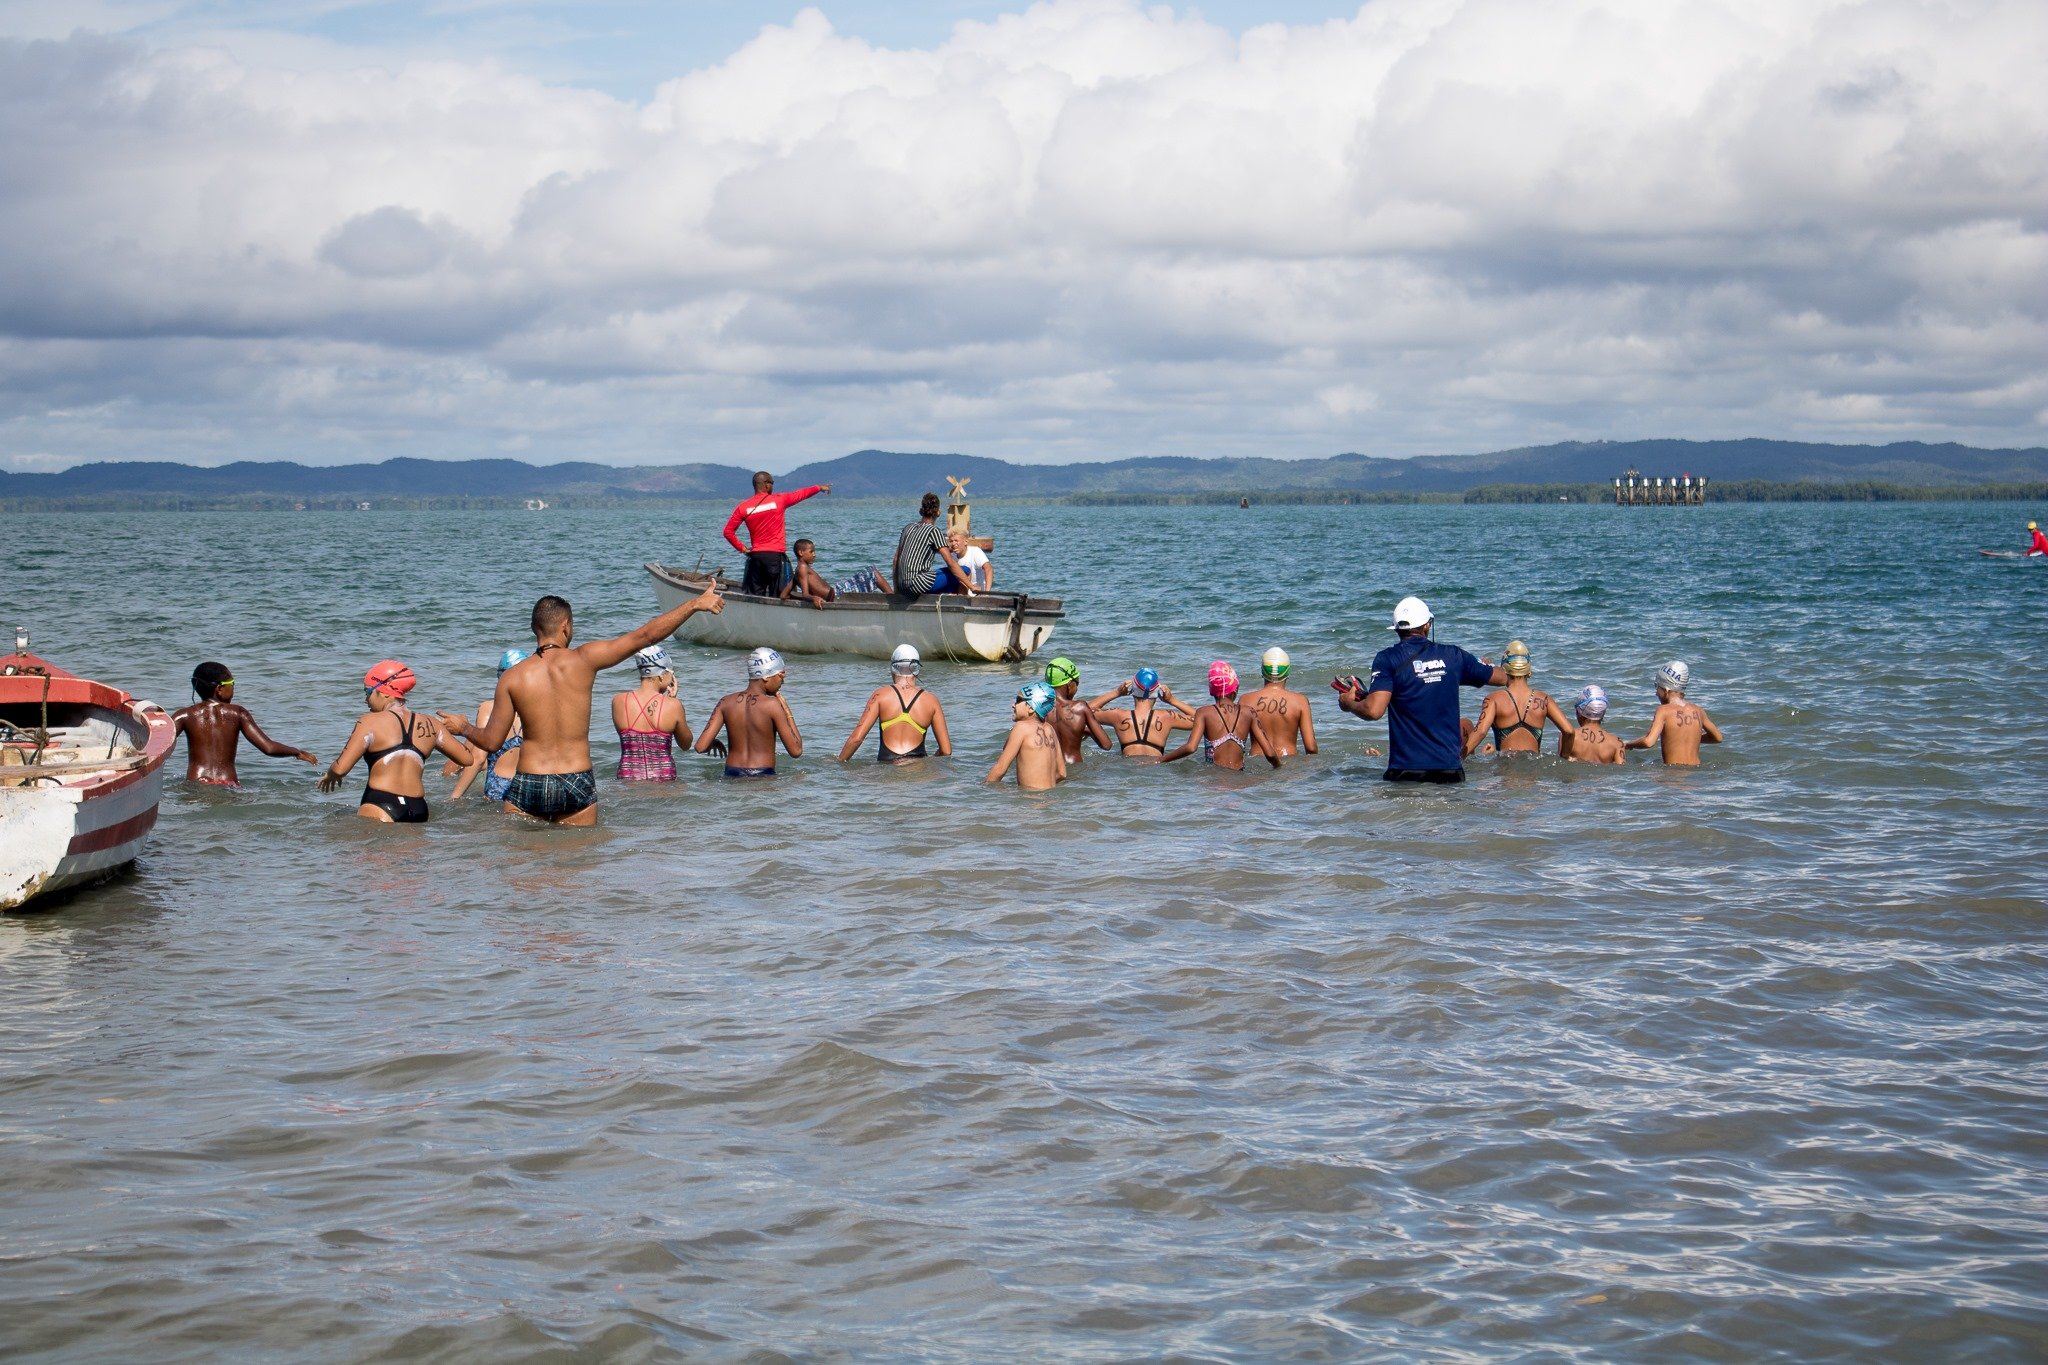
2, 500, 2045, 1361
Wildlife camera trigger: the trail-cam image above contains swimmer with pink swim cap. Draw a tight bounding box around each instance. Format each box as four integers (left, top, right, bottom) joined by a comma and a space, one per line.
1163, 660, 1281, 771
320, 658, 481, 823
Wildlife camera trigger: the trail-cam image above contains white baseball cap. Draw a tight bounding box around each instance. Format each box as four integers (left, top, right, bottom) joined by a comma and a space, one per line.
1390, 596, 1433, 631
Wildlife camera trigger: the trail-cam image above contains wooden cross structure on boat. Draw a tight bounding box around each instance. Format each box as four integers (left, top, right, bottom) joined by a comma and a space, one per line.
944, 475, 993, 550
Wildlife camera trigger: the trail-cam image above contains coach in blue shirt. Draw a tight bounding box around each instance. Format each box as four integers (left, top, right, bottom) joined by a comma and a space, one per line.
1336, 595, 1505, 783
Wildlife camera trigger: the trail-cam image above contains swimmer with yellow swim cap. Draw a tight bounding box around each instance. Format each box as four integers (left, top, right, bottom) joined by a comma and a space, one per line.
1463, 638, 1578, 759
1040, 656, 1112, 763
1245, 645, 1319, 756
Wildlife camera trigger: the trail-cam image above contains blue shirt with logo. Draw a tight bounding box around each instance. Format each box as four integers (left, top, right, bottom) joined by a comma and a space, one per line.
1366, 635, 1495, 772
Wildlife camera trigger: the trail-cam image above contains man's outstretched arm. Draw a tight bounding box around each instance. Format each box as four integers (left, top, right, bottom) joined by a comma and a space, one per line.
582, 585, 724, 671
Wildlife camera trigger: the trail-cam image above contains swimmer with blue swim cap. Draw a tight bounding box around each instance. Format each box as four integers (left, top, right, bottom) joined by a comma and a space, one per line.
1088, 665, 1197, 759
986, 680, 1068, 789
449, 647, 532, 800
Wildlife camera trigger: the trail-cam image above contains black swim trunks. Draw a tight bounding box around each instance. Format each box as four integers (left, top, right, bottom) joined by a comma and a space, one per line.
724, 766, 776, 778
504, 769, 597, 819
1383, 768, 1465, 784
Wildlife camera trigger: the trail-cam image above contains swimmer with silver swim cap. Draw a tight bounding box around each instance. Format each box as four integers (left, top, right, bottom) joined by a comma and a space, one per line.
1562, 685, 1624, 764
838, 643, 951, 762
696, 646, 799, 777
890, 643, 920, 675
1627, 659, 1723, 765
634, 645, 672, 677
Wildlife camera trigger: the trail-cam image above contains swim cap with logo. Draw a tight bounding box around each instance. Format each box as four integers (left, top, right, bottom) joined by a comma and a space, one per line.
1132, 667, 1160, 698
1575, 685, 1608, 720
1260, 647, 1290, 680
891, 644, 921, 674
1656, 660, 1690, 693
1503, 640, 1532, 678
1020, 681, 1056, 718
1044, 657, 1079, 688
635, 645, 672, 676
497, 647, 529, 674
363, 660, 416, 698
747, 647, 785, 680
1208, 660, 1239, 696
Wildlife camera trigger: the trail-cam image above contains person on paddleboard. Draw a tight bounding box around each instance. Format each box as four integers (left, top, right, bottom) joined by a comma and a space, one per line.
2029, 520, 2048, 556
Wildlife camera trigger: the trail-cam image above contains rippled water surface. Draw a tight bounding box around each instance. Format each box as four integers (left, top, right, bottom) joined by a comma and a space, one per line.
4, 501, 2046, 1361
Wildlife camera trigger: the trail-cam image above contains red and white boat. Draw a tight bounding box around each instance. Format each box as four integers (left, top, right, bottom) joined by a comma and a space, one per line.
1, 639, 174, 911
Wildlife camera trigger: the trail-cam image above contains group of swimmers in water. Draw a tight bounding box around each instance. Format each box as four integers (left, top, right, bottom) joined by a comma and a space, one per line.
168, 580, 1723, 819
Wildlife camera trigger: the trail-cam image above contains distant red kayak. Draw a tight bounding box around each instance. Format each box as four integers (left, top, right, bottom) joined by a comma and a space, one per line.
1, 645, 174, 911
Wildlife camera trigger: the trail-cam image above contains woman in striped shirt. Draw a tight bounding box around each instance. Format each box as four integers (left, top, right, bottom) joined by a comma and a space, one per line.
891, 493, 977, 598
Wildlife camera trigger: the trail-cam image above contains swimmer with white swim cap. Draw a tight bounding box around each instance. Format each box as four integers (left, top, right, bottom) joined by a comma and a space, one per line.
1244, 646, 1318, 757
694, 646, 802, 777
1625, 659, 1723, 766
837, 643, 955, 763
1561, 685, 1624, 764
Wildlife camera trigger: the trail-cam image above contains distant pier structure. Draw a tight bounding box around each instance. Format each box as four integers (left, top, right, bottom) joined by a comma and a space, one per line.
1613, 466, 1707, 506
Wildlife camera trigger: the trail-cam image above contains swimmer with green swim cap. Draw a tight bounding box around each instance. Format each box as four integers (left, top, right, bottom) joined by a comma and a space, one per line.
1042, 656, 1112, 763
1246, 645, 1318, 756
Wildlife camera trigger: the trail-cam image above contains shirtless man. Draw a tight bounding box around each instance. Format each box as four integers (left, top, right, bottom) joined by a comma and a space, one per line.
1625, 660, 1722, 766
1089, 668, 1196, 759
1042, 657, 1111, 763
1560, 685, 1625, 764
694, 647, 802, 777
1244, 647, 1316, 756
985, 682, 1067, 790
438, 586, 724, 824
171, 661, 317, 785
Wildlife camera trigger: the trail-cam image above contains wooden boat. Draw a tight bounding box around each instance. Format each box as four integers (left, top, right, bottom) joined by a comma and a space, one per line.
647, 563, 1065, 663
1, 642, 175, 912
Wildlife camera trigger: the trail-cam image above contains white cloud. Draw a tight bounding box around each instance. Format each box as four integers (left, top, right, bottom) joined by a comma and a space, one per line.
0, 0, 2045, 469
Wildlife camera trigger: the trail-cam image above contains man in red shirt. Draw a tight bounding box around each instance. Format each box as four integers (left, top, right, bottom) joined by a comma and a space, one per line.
723, 471, 831, 596
2028, 520, 2047, 556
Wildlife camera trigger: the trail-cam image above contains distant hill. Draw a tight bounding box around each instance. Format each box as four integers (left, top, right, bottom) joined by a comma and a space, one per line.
4, 439, 2046, 508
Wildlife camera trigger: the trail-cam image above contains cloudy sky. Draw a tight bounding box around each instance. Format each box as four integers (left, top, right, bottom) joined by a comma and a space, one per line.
1, 0, 2044, 471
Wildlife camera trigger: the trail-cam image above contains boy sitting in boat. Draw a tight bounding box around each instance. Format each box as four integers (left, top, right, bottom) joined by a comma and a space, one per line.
779, 539, 893, 605
985, 683, 1066, 790
172, 661, 318, 786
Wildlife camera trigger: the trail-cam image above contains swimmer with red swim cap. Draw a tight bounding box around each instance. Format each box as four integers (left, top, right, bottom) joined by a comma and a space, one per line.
319, 660, 480, 822
1162, 661, 1281, 770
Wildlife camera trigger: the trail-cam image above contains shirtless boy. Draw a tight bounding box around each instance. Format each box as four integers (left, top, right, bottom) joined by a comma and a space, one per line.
1625, 661, 1723, 766
695, 647, 803, 777
1560, 685, 1625, 765
1042, 657, 1111, 763
171, 661, 317, 785
780, 539, 837, 609
985, 682, 1067, 790
1244, 647, 1316, 756
439, 586, 724, 824
1089, 668, 1196, 759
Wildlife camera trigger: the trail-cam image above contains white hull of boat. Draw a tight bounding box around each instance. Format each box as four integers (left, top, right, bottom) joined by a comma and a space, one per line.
648, 564, 1064, 663
2, 653, 174, 912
